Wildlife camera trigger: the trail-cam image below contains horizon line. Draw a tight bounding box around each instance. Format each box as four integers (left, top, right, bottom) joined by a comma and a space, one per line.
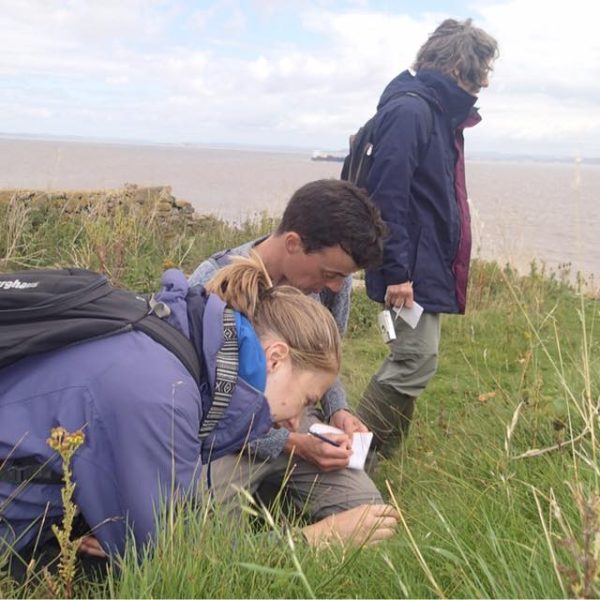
1, 131, 598, 163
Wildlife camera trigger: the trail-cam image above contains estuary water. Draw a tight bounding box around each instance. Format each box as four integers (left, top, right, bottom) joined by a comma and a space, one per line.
1, 137, 598, 286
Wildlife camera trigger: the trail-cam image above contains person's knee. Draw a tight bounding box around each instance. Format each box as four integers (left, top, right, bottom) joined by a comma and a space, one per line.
303, 472, 383, 521
378, 352, 438, 397
309, 490, 384, 521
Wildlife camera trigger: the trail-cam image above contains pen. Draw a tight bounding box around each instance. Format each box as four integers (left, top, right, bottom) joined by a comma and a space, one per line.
393, 301, 404, 321
309, 430, 342, 447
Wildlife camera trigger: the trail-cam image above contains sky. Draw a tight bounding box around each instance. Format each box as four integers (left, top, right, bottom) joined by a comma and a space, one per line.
2, 0, 599, 158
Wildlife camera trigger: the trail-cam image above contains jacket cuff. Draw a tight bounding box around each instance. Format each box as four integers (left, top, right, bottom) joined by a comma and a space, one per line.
383, 264, 410, 285
247, 427, 289, 461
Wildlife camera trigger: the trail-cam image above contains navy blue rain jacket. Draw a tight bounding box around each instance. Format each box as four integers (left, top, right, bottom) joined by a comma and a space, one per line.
365, 69, 480, 314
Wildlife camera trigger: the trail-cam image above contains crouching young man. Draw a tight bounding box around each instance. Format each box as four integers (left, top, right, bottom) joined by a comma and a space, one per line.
189, 179, 387, 521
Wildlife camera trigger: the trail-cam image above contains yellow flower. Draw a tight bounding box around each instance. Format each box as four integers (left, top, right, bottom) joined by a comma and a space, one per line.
47, 427, 85, 457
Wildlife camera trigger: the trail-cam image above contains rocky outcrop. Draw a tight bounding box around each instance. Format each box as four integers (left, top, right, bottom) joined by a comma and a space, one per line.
0, 184, 199, 225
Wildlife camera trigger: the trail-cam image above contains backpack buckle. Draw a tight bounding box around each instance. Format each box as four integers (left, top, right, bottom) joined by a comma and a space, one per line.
148, 294, 171, 319
7, 463, 30, 485
0, 459, 63, 485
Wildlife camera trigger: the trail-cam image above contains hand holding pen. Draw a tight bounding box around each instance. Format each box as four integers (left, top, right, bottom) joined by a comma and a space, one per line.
309, 430, 342, 447
294, 429, 352, 471
384, 281, 414, 310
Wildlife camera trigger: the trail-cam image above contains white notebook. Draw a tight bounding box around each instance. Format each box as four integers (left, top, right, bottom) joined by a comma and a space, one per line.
309, 423, 373, 470
393, 300, 424, 329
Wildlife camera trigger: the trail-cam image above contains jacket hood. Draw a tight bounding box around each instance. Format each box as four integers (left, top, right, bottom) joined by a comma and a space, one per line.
155, 269, 272, 458
378, 69, 479, 128
156, 268, 192, 336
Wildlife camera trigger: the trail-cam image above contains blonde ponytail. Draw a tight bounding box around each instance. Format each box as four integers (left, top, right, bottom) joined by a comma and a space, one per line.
204, 251, 341, 375
204, 251, 273, 318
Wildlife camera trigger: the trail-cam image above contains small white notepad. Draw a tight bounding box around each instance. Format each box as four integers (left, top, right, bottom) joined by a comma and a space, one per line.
309, 423, 373, 471
393, 300, 424, 329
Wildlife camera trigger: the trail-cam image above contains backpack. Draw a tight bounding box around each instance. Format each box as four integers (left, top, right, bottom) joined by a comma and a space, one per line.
0, 268, 200, 379
340, 92, 433, 189
0, 267, 203, 485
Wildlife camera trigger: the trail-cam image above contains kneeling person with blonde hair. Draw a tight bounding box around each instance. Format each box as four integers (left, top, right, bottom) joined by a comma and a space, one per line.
0, 253, 397, 574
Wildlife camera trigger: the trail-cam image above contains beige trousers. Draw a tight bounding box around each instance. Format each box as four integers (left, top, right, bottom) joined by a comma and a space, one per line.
357, 312, 441, 457
204, 408, 383, 522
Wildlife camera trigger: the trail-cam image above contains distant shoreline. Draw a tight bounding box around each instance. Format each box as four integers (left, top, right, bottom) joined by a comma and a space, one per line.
1, 136, 598, 286
0, 133, 310, 157
1, 133, 599, 165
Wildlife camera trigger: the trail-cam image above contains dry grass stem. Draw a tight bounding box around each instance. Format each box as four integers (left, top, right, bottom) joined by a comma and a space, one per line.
386, 480, 445, 599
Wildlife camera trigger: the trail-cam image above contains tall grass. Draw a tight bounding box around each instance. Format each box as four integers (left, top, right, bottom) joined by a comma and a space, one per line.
0, 197, 598, 597
344, 258, 599, 598
0, 192, 276, 290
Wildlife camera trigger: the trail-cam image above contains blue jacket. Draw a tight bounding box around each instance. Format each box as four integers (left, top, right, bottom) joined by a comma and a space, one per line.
189, 238, 351, 461
365, 69, 480, 314
0, 270, 272, 557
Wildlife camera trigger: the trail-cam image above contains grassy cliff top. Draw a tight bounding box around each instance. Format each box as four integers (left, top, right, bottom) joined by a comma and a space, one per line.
0, 194, 598, 598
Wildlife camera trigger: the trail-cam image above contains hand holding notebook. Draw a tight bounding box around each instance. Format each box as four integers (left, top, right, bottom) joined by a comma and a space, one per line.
309, 423, 373, 470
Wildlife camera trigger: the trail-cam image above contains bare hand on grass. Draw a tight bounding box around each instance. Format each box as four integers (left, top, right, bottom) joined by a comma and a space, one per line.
302, 504, 400, 547
78, 535, 107, 558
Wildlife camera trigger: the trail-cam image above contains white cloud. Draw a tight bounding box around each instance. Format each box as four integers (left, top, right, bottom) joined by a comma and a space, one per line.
249, 56, 272, 81
0, 0, 598, 155
26, 107, 54, 119
472, 0, 600, 155
105, 75, 130, 86
225, 4, 247, 34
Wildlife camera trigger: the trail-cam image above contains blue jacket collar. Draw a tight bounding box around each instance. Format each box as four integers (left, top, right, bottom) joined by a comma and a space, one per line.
154, 269, 272, 456
378, 69, 478, 129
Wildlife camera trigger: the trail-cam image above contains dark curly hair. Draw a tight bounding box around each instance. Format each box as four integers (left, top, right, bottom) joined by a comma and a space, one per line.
276, 179, 386, 269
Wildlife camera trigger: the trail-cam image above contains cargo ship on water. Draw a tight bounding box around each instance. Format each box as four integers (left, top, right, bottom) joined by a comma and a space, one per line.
311, 150, 345, 162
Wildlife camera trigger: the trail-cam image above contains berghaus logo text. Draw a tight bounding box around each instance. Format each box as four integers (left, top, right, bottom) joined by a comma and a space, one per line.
0, 279, 39, 290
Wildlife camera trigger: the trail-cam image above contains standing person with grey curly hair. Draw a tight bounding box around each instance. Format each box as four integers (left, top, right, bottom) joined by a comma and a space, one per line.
356, 19, 499, 461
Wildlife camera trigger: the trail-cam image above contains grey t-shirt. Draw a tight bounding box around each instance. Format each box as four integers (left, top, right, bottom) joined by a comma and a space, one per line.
188, 237, 352, 460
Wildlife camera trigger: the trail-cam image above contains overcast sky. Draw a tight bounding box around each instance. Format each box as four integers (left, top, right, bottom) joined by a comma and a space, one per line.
2, 0, 599, 157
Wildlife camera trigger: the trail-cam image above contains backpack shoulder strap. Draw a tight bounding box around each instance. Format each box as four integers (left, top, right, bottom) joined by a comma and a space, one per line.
381, 91, 433, 137
403, 92, 433, 138
407, 93, 433, 163
382, 91, 433, 162
135, 313, 201, 383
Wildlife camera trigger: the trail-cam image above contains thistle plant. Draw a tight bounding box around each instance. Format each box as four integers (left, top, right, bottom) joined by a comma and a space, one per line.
45, 427, 86, 599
